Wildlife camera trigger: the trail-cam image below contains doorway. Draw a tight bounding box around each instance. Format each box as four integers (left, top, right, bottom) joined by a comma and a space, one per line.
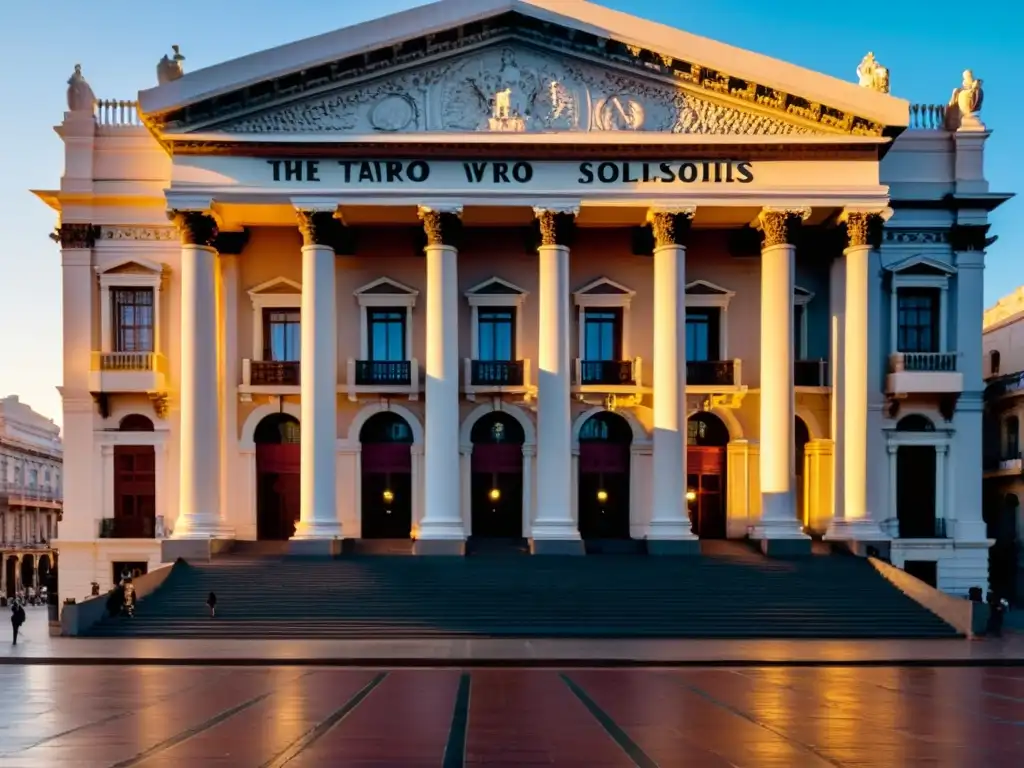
254, 413, 301, 541
113, 414, 156, 539
360, 412, 414, 539
578, 411, 633, 540
895, 415, 938, 538
687, 412, 730, 538
470, 411, 525, 539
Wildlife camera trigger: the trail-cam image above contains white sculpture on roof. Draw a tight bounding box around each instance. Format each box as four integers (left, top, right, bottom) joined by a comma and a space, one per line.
856, 52, 889, 94
948, 69, 984, 130
66, 64, 95, 112
157, 45, 186, 85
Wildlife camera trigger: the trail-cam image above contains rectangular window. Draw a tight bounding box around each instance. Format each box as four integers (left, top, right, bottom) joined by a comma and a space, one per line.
112, 288, 154, 352
368, 308, 406, 362
262, 308, 301, 361
686, 309, 721, 362
478, 308, 515, 361
897, 288, 940, 353
583, 309, 622, 361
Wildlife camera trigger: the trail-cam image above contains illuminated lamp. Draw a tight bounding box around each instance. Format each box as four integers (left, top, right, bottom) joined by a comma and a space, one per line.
596, 489, 609, 503
686, 490, 697, 502
382, 490, 394, 503
489, 488, 502, 502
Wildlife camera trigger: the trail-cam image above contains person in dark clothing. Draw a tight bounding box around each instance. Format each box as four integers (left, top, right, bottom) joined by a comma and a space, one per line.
986, 592, 1008, 638
206, 592, 217, 618
11, 602, 25, 645
106, 585, 124, 618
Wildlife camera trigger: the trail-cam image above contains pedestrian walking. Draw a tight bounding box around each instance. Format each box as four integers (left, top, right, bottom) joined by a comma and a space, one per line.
11, 601, 25, 645
206, 591, 217, 618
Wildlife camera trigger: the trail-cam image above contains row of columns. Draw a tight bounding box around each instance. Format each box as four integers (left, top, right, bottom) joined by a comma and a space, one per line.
168, 203, 890, 552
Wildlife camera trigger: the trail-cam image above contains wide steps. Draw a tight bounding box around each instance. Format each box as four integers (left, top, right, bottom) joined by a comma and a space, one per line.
84, 553, 961, 639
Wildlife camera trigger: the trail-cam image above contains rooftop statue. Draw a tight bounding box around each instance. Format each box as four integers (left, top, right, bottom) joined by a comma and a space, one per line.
856, 52, 890, 94
948, 69, 984, 129
66, 64, 95, 112
157, 45, 186, 85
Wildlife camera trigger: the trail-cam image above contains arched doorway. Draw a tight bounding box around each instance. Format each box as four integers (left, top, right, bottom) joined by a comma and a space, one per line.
20, 556, 35, 595
114, 415, 156, 538
470, 412, 525, 539
4, 556, 17, 598
687, 412, 730, 538
795, 416, 811, 527
578, 411, 633, 540
254, 413, 301, 541
37, 554, 51, 583
360, 412, 414, 539
895, 415, 938, 538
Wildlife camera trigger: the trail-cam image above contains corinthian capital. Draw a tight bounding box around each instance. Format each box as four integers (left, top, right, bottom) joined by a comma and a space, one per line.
418, 205, 463, 247
647, 208, 696, 249
49, 223, 99, 249
169, 210, 218, 247
756, 208, 810, 248
840, 208, 891, 249
296, 210, 341, 248
534, 206, 579, 247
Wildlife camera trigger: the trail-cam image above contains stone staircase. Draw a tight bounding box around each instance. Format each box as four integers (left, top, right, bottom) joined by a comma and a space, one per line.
84, 549, 961, 639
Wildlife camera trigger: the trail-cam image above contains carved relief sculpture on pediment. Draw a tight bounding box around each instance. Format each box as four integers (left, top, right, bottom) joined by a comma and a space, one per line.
218, 43, 816, 136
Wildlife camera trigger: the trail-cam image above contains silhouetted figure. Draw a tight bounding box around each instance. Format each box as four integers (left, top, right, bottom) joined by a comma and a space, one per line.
206, 592, 217, 618
986, 591, 1008, 638
11, 602, 25, 645
106, 586, 124, 618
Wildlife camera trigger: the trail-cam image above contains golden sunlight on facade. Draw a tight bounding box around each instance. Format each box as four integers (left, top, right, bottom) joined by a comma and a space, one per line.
36, 0, 1008, 603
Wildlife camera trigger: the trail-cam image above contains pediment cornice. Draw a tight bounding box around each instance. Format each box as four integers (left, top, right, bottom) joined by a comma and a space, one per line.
145, 13, 892, 142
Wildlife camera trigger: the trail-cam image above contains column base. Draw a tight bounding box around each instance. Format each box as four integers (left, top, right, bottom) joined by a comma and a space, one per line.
288, 538, 343, 557
172, 515, 235, 540
824, 518, 890, 541
291, 520, 344, 540
413, 539, 466, 556
750, 520, 811, 557
529, 538, 586, 556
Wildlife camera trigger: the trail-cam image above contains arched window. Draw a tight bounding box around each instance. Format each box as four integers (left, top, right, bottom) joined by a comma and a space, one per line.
1006, 416, 1020, 458
990, 350, 1001, 376
896, 414, 935, 432
119, 414, 154, 432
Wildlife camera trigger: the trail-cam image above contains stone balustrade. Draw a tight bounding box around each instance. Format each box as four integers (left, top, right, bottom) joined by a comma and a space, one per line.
94, 98, 141, 126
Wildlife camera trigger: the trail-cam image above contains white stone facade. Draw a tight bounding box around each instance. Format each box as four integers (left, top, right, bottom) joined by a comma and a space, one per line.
37, 0, 1007, 600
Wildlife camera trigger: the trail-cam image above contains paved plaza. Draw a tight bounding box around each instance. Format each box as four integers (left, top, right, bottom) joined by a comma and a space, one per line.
0, 664, 1022, 766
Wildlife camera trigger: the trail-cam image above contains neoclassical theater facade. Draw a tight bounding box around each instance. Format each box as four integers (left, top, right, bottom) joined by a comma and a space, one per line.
40, 0, 1007, 599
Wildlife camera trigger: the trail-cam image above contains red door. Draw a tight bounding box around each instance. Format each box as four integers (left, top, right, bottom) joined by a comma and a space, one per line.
687, 447, 726, 539
113, 446, 156, 538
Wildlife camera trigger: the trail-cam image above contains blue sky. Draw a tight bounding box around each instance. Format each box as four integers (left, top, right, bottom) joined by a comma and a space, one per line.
1, 0, 1020, 426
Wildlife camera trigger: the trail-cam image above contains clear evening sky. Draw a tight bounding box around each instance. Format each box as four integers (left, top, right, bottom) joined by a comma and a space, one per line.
0, 0, 1019, 427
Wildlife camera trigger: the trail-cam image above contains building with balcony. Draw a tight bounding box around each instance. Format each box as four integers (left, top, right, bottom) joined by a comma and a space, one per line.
982, 288, 1024, 603
0, 395, 62, 598
37, 0, 1007, 600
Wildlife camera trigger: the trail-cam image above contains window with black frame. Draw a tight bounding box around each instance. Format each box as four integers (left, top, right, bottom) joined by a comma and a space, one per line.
262, 308, 300, 361
478, 308, 515, 362
368, 308, 406, 361
582, 309, 627, 384
896, 288, 939, 353
685, 309, 720, 362
112, 288, 154, 352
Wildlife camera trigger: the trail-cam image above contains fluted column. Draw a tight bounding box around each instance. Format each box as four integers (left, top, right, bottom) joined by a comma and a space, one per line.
751, 208, 810, 554
646, 208, 700, 553
415, 205, 466, 554
171, 211, 230, 538
827, 209, 890, 543
531, 206, 584, 554
290, 209, 343, 550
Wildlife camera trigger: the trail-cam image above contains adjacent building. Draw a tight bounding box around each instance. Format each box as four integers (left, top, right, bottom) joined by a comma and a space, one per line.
1, 395, 62, 598
37, 0, 1009, 601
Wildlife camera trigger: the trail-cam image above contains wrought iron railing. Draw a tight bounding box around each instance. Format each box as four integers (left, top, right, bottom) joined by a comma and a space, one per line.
92, 351, 161, 371
355, 360, 412, 386
99, 516, 155, 539
471, 360, 525, 387
687, 360, 736, 386
250, 361, 300, 386
580, 359, 635, 385
890, 352, 958, 373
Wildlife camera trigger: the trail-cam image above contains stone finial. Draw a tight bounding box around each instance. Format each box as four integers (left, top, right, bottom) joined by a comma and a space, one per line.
157, 45, 186, 85
947, 69, 984, 130
856, 52, 890, 94
66, 64, 95, 112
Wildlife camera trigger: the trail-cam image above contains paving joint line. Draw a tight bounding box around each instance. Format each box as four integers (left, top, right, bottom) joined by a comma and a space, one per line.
442, 673, 472, 768
560, 672, 659, 768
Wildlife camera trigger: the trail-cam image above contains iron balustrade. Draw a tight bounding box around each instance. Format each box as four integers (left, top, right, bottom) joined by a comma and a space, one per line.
97, 352, 155, 371
99, 516, 155, 539
355, 360, 412, 386
794, 359, 829, 387
898, 517, 948, 539
898, 352, 958, 372
250, 361, 300, 386
581, 360, 635, 385
471, 360, 525, 387
686, 360, 736, 386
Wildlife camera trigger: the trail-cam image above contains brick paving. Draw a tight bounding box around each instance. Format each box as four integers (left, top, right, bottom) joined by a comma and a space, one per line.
0, 665, 1022, 766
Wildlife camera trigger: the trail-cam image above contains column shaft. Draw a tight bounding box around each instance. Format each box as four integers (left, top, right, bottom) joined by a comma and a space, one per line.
416, 208, 465, 552
292, 241, 342, 542
173, 212, 227, 538
647, 210, 699, 551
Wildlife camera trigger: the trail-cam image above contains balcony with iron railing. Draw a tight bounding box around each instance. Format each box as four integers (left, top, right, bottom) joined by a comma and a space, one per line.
463, 359, 534, 400
89, 351, 167, 393
687, 359, 743, 388
98, 516, 155, 540
573, 358, 642, 392
794, 359, 829, 388
242, 359, 300, 388
986, 371, 1024, 400
0, 481, 63, 508
346, 358, 421, 401
886, 351, 963, 395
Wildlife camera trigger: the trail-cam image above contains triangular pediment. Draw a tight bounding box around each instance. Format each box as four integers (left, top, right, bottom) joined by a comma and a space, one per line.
888, 255, 956, 276
466, 277, 527, 296
354, 277, 419, 296
97, 257, 163, 275
248, 276, 302, 296
686, 279, 733, 296
141, 2, 906, 139
575, 277, 635, 297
